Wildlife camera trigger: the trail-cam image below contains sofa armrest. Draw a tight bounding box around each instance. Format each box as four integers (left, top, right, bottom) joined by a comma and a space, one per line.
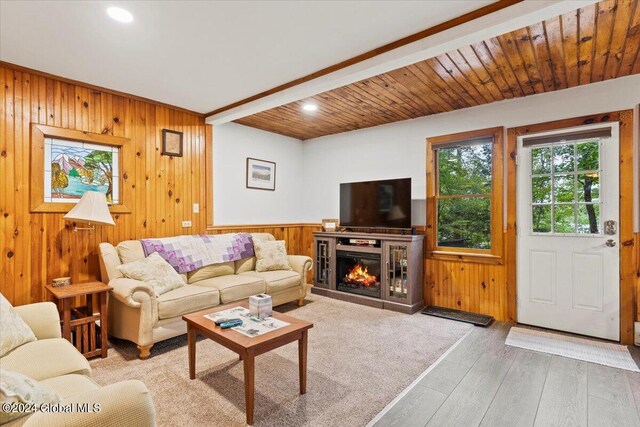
288, 255, 313, 282
23, 380, 156, 427
13, 302, 61, 340
109, 278, 156, 309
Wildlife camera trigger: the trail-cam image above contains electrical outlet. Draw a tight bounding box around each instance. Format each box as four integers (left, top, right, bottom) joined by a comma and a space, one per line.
193, 203, 199, 213
182, 220, 192, 227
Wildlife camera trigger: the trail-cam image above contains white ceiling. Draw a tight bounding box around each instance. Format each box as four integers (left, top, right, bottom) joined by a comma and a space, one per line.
0, 0, 494, 114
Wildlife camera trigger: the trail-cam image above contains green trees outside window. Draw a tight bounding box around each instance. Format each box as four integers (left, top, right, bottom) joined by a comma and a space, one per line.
531, 140, 600, 234
436, 141, 493, 249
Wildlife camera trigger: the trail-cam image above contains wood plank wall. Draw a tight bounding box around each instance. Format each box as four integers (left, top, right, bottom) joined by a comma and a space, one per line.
207, 223, 322, 283
0, 64, 210, 305
424, 233, 510, 321
1, 60, 634, 331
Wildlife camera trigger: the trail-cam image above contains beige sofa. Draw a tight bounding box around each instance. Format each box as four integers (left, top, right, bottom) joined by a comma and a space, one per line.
0, 302, 156, 426
98, 233, 312, 359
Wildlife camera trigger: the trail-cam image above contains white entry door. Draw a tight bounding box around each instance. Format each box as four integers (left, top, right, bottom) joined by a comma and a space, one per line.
517, 123, 620, 341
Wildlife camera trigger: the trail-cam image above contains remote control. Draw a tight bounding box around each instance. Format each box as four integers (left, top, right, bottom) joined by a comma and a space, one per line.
220, 319, 243, 329
214, 318, 230, 326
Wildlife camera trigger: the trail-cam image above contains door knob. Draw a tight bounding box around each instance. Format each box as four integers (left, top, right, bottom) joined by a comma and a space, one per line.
605, 239, 616, 247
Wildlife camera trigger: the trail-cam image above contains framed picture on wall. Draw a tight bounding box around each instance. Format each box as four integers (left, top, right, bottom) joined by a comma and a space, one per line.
162, 129, 183, 157
30, 123, 131, 213
246, 157, 276, 191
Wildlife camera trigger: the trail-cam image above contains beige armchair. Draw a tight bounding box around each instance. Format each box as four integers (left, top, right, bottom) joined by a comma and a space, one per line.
0, 302, 156, 426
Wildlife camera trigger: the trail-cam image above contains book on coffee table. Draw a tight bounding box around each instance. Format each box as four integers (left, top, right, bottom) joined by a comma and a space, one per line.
204, 306, 289, 337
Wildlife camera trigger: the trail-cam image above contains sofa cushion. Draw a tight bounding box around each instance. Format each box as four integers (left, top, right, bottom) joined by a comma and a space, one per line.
240, 270, 301, 293
187, 261, 235, 284
0, 339, 91, 381
194, 275, 266, 304
117, 253, 185, 297
156, 285, 220, 320
254, 240, 292, 272
40, 374, 100, 400
0, 294, 36, 358
235, 233, 275, 273
116, 241, 188, 283
0, 369, 60, 424
116, 240, 145, 264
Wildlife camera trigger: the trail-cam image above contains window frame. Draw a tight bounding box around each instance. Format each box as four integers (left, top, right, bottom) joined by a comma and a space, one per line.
426, 127, 504, 264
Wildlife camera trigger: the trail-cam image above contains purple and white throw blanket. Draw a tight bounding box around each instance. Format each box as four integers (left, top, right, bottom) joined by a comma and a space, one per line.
140, 233, 254, 274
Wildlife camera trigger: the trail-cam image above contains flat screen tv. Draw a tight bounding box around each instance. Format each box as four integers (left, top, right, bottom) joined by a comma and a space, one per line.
340, 178, 411, 229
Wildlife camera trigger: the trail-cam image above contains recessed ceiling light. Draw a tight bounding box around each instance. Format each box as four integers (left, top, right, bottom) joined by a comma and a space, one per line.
107, 7, 133, 23
303, 103, 318, 112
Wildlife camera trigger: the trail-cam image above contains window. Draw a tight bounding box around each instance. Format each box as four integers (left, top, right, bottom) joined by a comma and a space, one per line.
426, 127, 503, 261
530, 140, 601, 234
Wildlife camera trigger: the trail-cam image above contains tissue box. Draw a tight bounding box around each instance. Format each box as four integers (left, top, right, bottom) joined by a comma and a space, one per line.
249, 294, 272, 319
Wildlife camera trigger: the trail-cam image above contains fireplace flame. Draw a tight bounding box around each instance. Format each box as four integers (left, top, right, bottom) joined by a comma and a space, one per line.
344, 264, 377, 287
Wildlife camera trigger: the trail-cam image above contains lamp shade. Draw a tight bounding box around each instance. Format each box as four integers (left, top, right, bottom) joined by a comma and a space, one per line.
63, 191, 115, 226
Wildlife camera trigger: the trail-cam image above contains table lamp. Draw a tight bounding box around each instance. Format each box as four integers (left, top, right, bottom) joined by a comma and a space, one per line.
63, 191, 115, 231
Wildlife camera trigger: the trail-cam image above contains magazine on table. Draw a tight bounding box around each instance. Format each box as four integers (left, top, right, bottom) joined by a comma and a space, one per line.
204, 306, 289, 337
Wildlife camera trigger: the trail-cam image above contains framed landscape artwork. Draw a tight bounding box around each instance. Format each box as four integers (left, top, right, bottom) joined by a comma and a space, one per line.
30, 124, 131, 213
46, 139, 119, 204
246, 157, 276, 191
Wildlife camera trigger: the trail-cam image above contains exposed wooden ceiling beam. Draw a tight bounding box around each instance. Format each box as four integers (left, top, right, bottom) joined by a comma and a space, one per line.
205, 0, 523, 118
234, 0, 640, 140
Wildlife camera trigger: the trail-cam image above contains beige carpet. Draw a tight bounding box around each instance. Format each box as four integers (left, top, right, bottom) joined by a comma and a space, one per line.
90, 294, 472, 426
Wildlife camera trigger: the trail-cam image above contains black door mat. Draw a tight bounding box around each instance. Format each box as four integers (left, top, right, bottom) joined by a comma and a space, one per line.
421, 306, 494, 327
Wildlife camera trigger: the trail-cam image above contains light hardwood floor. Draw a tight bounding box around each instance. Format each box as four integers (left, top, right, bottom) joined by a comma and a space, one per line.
373, 322, 640, 427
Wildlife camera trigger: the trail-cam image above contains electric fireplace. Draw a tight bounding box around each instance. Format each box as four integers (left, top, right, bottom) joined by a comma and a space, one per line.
336, 250, 381, 299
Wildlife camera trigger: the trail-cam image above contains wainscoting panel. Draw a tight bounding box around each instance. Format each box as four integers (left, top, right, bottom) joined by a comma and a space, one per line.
0, 64, 210, 305
206, 223, 322, 283
425, 258, 509, 321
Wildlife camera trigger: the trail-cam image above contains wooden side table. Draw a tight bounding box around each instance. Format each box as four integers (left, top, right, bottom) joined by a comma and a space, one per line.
45, 281, 111, 358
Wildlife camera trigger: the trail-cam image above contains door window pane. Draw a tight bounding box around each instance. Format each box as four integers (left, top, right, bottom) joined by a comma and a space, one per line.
532, 177, 551, 203
554, 205, 576, 233
553, 175, 575, 203
437, 197, 491, 249
553, 144, 574, 173
577, 141, 599, 171
577, 173, 600, 202
532, 205, 552, 233
577, 204, 600, 234
531, 147, 551, 174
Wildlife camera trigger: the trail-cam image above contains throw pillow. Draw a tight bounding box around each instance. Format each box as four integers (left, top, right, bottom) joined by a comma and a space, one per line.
0, 369, 59, 424
0, 293, 36, 358
254, 240, 292, 272
116, 252, 185, 296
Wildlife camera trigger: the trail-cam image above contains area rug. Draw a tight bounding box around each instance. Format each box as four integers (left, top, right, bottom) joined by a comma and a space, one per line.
506, 327, 639, 372
90, 294, 472, 426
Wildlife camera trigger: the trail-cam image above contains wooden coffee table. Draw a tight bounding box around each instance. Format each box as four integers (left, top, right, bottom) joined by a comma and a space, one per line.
183, 302, 313, 425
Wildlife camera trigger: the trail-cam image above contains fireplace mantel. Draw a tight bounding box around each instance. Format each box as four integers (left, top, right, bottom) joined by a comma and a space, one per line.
312, 231, 424, 314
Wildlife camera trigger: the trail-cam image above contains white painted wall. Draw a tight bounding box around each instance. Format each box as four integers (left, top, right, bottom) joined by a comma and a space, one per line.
213, 122, 304, 224
301, 75, 640, 225
213, 76, 639, 226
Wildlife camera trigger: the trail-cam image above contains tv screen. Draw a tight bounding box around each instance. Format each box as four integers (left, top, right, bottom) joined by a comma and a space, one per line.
340, 178, 411, 229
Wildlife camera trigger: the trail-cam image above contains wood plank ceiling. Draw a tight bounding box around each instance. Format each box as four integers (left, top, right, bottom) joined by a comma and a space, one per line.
235, 0, 640, 140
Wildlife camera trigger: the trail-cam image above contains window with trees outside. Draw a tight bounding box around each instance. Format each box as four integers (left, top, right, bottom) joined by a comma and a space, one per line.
426, 127, 504, 261
530, 140, 601, 234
